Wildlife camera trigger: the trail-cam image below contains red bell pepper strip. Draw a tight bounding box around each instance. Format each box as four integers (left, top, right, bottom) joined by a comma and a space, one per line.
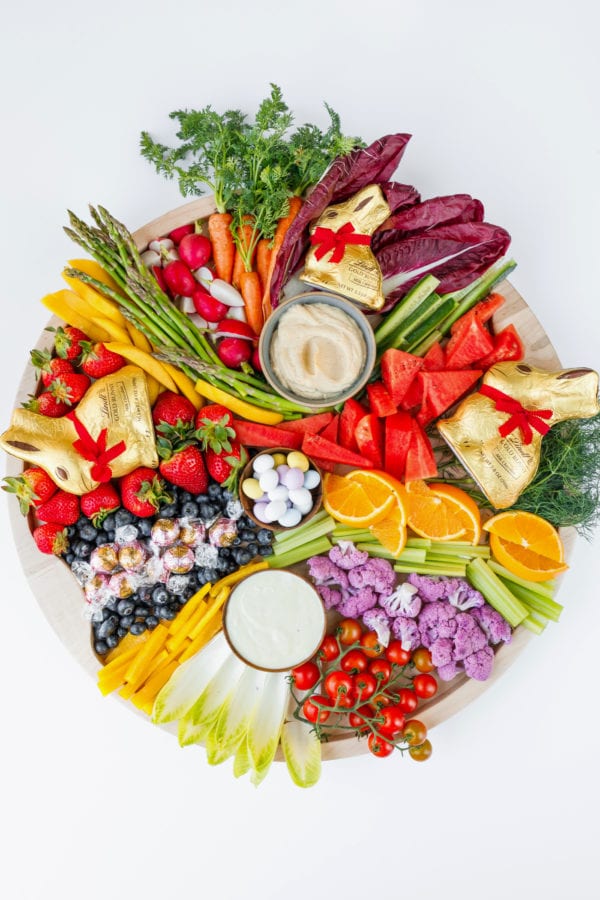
355, 414, 385, 468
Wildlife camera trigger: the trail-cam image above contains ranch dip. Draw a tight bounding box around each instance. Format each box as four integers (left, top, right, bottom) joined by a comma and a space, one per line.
270, 302, 367, 399
224, 570, 325, 671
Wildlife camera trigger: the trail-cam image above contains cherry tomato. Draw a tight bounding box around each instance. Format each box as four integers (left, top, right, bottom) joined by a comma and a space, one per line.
413, 673, 438, 700
403, 719, 428, 747
353, 672, 378, 703
397, 688, 418, 714
318, 635, 340, 663
291, 661, 320, 692
385, 640, 411, 667
377, 705, 406, 738
337, 618, 362, 645
409, 739, 433, 762
324, 670, 354, 703
335, 693, 355, 709
412, 647, 435, 673
348, 704, 374, 734
341, 649, 368, 674
302, 695, 334, 724
368, 733, 394, 758
371, 692, 393, 709
360, 631, 385, 658
369, 658, 392, 685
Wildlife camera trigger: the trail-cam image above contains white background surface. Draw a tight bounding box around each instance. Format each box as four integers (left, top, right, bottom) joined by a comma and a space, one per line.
1, 2, 599, 898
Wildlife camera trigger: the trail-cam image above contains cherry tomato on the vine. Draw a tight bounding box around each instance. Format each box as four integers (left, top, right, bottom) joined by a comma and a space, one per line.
413, 673, 438, 700
318, 635, 340, 663
349, 704, 374, 734
385, 640, 411, 667
337, 618, 362, 645
291, 661, 320, 692
353, 672, 378, 703
403, 719, 428, 747
302, 694, 334, 724
360, 631, 385, 658
368, 733, 395, 758
341, 649, 369, 674
377, 705, 406, 738
371, 692, 393, 709
369, 658, 392, 685
412, 647, 435, 673
409, 739, 433, 762
324, 670, 354, 703
397, 688, 418, 714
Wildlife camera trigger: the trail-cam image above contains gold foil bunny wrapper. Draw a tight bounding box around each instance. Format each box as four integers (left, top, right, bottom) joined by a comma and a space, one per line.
300, 184, 390, 310
0, 365, 158, 495
437, 362, 600, 509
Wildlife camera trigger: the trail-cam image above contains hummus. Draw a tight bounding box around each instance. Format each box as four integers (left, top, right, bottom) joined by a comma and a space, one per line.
270, 302, 367, 400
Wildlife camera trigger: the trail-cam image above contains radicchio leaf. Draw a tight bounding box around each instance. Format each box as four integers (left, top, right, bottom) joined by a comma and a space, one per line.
373, 194, 484, 253
269, 133, 413, 307
378, 181, 421, 215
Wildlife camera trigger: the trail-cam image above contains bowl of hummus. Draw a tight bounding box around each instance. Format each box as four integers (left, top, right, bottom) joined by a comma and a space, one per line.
259, 292, 376, 408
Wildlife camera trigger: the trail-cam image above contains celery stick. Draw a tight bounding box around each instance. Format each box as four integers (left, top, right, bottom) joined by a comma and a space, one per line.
275, 509, 329, 543
409, 329, 444, 357
375, 275, 440, 346
267, 537, 331, 569
466, 558, 528, 628
393, 562, 467, 576
357, 543, 427, 564
274, 516, 335, 553
487, 560, 556, 598
496, 578, 562, 623
427, 542, 490, 559
331, 529, 376, 542
406, 537, 432, 549
520, 612, 547, 635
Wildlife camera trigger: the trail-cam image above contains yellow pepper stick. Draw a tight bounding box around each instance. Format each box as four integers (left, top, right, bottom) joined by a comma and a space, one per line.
103, 342, 178, 391
98, 644, 140, 681
67, 259, 126, 298
166, 603, 213, 654
162, 363, 204, 410
55, 287, 112, 332
40, 291, 112, 343
89, 316, 132, 344
130, 660, 180, 711
194, 378, 284, 425
62, 270, 128, 327
146, 376, 161, 406
177, 617, 223, 664
168, 582, 213, 636
189, 586, 230, 641
213, 560, 269, 589
123, 624, 170, 688
120, 650, 170, 699
125, 321, 152, 353
104, 631, 147, 664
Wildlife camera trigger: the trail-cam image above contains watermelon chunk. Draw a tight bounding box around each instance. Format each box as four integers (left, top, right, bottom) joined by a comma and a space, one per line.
319, 414, 340, 443
302, 433, 374, 468
404, 422, 438, 482
384, 412, 414, 481
278, 412, 333, 435
366, 381, 397, 417
416, 369, 483, 425
475, 324, 524, 369
231, 419, 303, 450
355, 414, 384, 468
400, 376, 424, 411
380, 348, 424, 405
422, 341, 446, 371
339, 398, 368, 452
445, 314, 494, 369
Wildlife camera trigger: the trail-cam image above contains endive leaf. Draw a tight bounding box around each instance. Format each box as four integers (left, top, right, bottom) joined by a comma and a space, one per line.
152, 633, 228, 724
247, 672, 289, 786
233, 736, 251, 779
281, 720, 322, 788
206, 666, 267, 766
185, 653, 247, 729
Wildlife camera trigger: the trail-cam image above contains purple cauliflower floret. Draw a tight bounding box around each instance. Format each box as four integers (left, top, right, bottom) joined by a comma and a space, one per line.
445, 578, 485, 611
379, 583, 422, 619
429, 637, 454, 668
348, 557, 396, 594
307, 555, 349, 589
437, 659, 462, 681
471, 604, 512, 645
464, 646, 494, 681
362, 608, 391, 647
391, 615, 421, 650
338, 586, 378, 618
329, 541, 369, 570
452, 612, 488, 661
418, 601, 458, 648
317, 586, 343, 610
407, 573, 448, 602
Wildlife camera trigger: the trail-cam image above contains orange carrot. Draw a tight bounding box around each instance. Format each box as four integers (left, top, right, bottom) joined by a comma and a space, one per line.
262, 196, 303, 320
232, 217, 257, 288
256, 238, 272, 295
239, 270, 264, 336
207, 212, 235, 283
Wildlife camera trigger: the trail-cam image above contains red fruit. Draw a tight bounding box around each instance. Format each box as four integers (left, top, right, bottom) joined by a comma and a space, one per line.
380, 348, 423, 405
153, 265, 168, 293
475, 324, 524, 369
217, 337, 252, 369
36, 490, 80, 525
169, 224, 194, 244
251, 347, 262, 372
120, 467, 172, 518
152, 391, 196, 434
33, 523, 69, 555
230, 419, 302, 452
195, 404, 234, 429
205, 440, 246, 487
366, 381, 397, 417
354, 414, 384, 469
422, 341, 446, 371
194, 405, 236, 454
192, 289, 228, 323
301, 433, 374, 469
178, 233, 212, 269
404, 421, 438, 482
24, 392, 69, 418
50, 373, 91, 406
384, 411, 414, 481
163, 260, 197, 297
48, 326, 89, 361
444, 314, 494, 369
2, 467, 57, 515
338, 398, 368, 452
80, 483, 120, 526
159, 445, 208, 494
318, 414, 339, 444
279, 412, 334, 436
80, 342, 126, 378
30, 349, 74, 387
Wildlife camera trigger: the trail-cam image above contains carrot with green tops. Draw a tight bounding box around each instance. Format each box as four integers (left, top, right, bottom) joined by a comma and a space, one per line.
262, 196, 303, 321
207, 212, 235, 283
232, 217, 257, 288
239, 270, 264, 335
256, 238, 272, 294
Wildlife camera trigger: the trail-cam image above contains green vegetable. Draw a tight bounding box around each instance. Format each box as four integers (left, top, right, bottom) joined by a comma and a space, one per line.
281, 720, 322, 788
273, 513, 335, 554
152, 632, 229, 724
247, 672, 289, 786
466, 558, 528, 628
233, 738, 252, 778
375, 275, 440, 347
178, 653, 246, 746
267, 536, 332, 569
206, 666, 266, 765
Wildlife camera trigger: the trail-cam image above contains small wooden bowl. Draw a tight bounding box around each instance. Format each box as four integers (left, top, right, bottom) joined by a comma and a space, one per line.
239, 447, 323, 533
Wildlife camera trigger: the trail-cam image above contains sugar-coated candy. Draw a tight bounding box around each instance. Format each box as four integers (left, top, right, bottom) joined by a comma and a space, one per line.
163, 544, 195, 574
118, 541, 147, 572
151, 518, 181, 547
89, 545, 119, 574
208, 517, 238, 547
253, 453, 275, 474
108, 570, 138, 599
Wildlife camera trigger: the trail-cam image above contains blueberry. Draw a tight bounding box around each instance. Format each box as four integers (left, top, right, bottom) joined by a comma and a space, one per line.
105, 634, 119, 650
120, 615, 134, 629
158, 606, 176, 620
146, 615, 159, 630
181, 501, 199, 518
203, 568, 218, 582
246, 542, 259, 557
199, 503, 219, 521
238, 515, 256, 531
240, 529, 255, 543
98, 615, 119, 639
137, 518, 153, 537
115, 509, 134, 527
66, 526, 77, 538
117, 599, 135, 616
181, 586, 195, 601
129, 621, 147, 636
117, 627, 127, 639
76, 515, 89, 529
137, 585, 154, 604
73, 540, 93, 558
257, 528, 274, 545
208, 483, 222, 499
64, 552, 75, 565
232, 536, 242, 546
78, 523, 98, 542
160, 503, 178, 518
105, 530, 116, 543
152, 585, 169, 605
94, 640, 109, 655
218, 547, 231, 559
95, 533, 110, 546
258, 545, 274, 557
102, 513, 117, 532
179, 491, 194, 504
135, 604, 150, 618
238, 549, 253, 566
193, 569, 210, 586
214, 556, 230, 572
195, 494, 209, 505
104, 598, 119, 612
221, 490, 235, 503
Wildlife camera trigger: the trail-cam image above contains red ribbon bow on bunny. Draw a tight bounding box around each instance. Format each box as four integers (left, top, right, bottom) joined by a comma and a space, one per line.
479, 385, 553, 445
310, 221, 371, 264
66, 411, 126, 483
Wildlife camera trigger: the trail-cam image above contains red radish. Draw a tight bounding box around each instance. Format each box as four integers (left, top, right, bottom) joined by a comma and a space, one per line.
214, 320, 256, 341
192, 289, 228, 323
209, 279, 245, 307
153, 265, 168, 293
169, 224, 194, 244
149, 238, 174, 252
178, 233, 212, 269
163, 260, 197, 297
217, 338, 252, 368
251, 347, 262, 372
141, 249, 161, 267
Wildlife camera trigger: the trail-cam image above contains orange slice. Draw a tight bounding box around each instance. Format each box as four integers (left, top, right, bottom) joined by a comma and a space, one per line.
428, 483, 482, 544
346, 469, 408, 526
405, 479, 481, 542
483, 510, 568, 582
369, 501, 408, 556
323, 472, 396, 527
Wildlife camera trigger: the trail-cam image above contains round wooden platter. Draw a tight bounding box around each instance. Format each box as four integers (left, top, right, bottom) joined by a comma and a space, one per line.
5, 197, 574, 762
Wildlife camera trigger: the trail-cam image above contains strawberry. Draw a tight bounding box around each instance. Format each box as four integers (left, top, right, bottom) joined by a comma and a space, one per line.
36, 490, 80, 525
33, 523, 69, 555
159, 445, 208, 493
120, 467, 172, 518
79, 342, 126, 378
80, 483, 120, 526
195, 403, 234, 430
23, 392, 69, 418
50, 372, 91, 406
205, 440, 246, 489
2, 467, 57, 515
194, 403, 236, 454
46, 325, 88, 361
152, 391, 196, 436
30, 349, 74, 387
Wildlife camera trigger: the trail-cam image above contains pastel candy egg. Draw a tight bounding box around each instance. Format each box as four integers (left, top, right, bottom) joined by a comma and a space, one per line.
268, 484, 289, 502
281, 467, 304, 490
241, 478, 264, 500
264, 500, 287, 522
278, 507, 302, 528
289, 487, 313, 515
259, 469, 279, 493
272, 453, 287, 467
276, 464, 290, 480
253, 454, 275, 474
303, 469, 321, 490
287, 451, 309, 472
253, 502, 270, 523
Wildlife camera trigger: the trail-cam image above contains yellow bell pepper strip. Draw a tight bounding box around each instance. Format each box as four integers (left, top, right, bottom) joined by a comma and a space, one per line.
40, 290, 112, 343
62, 269, 128, 326
67, 258, 126, 298
163, 363, 204, 409
125, 321, 153, 353
104, 342, 178, 391
194, 378, 284, 425
89, 316, 132, 344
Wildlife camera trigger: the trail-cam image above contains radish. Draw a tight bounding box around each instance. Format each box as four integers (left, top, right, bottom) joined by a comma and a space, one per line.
163, 260, 196, 297
217, 338, 252, 368
192, 289, 228, 323
194, 266, 214, 288
178, 233, 212, 269
226, 306, 248, 323
210, 278, 245, 307
153, 265, 169, 293
251, 347, 263, 372
141, 249, 161, 267
169, 224, 194, 244
149, 238, 174, 252
215, 320, 256, 341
